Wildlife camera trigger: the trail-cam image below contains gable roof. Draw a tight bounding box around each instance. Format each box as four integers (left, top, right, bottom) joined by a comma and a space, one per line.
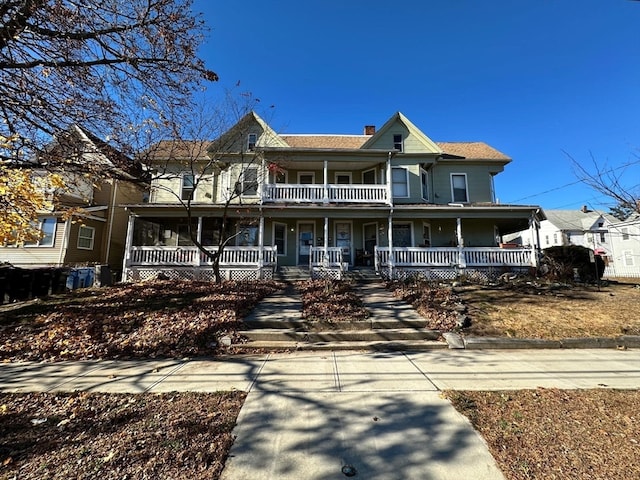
280, 135, 370, 149
360, 112, 443, 154
544, 210, 605, 231
437, 142, 510, 161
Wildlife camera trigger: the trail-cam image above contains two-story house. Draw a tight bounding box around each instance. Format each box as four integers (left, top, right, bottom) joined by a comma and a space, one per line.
121, 111, 544, 281
0, 125, 146, 280
604, 213, 640, 278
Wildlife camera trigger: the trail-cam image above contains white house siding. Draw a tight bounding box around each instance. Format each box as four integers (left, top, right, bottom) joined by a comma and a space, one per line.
605, 217, 640, 278
0, 220, 69, 267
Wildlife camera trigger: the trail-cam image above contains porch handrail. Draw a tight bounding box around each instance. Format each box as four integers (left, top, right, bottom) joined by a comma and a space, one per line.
309, 246, 345, 266
262, 183, 388, 204
375, 246, 534, 268
128, 246, 277, 267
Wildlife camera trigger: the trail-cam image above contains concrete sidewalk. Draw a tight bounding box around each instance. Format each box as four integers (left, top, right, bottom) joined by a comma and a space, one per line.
2, 349, 640, 479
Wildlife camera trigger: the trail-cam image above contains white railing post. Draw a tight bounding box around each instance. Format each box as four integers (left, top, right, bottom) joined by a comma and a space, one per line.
122, 213, 136, 279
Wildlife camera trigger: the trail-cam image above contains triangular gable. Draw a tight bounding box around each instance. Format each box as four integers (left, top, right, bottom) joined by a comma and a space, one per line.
360, 112, 443, 154
210, 111, 289, 153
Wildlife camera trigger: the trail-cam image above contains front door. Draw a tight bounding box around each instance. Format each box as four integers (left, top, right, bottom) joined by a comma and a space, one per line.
363, 223, 378, 266
335, 221, 352, 265
298, 222, 315, 265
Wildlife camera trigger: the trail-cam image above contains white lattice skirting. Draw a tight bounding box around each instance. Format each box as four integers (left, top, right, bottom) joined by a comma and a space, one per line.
125, 267, 274, 282
379, 266, 530, 282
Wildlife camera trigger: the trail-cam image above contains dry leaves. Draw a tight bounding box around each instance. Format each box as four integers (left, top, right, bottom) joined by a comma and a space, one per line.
0, 279, 282, 362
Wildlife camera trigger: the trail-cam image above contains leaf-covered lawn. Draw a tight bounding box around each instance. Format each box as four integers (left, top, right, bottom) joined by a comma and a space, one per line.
0, 280, 282, 362
447, 389, 640, 480
0, 391, 245, 480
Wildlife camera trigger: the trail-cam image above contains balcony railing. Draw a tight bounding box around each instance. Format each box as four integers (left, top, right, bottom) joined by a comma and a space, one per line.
262, 183, 389, 204
375, 246, 535, 269
127, 246, 277, 267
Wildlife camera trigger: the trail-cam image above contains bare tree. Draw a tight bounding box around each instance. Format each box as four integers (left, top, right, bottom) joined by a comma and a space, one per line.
568, 150, 640, 219
0, 0, 216, 166
139, 94, 277, 283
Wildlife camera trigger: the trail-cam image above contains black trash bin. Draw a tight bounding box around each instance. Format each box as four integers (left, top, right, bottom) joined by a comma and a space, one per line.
8, 268, 33, 302
32, 268, 53, 297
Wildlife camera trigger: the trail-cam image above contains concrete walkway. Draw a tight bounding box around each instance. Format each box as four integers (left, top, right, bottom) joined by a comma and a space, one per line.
3, 349, 640, 479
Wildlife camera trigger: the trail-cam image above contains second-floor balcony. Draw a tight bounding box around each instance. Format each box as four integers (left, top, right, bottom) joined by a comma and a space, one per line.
262, 183, 390, 204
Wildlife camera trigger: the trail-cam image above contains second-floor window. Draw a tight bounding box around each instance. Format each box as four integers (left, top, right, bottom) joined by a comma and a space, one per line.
391, 167, 408, 197
237, 167, 259, 196
622, 227, 629, 240
77, 226, 95, 250
420, 168, 429, 201
393, 134, 403, 152
24, 217, 56, 247
450, 173, 468, 203
181, 173, 195, 201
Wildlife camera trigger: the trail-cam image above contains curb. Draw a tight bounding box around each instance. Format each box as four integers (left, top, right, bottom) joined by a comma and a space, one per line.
444, 333, 640, 350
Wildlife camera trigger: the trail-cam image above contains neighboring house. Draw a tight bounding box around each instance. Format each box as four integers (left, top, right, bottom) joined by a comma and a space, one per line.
503, 207, 640, 278
604, 213, 640, 278
122, 111, 544, 281
0, 126, 146, 280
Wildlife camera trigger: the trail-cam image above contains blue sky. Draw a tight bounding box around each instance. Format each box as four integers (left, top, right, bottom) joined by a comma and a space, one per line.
195, 0, 640, 213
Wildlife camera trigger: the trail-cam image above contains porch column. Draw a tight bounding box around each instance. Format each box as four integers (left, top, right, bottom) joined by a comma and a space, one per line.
323, 160, 329, 204
529, 214, 539, 268
258, 215, 265, 270
122, 213, 136, 281
324, 217, 329, 254
456, 217, 466, 269
387, 215, 394, 279
386, 152, 393, 206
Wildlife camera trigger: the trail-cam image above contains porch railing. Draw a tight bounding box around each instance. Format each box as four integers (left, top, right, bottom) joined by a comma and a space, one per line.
262, 183, 389, 204
375, 246, 535, 269
309, 247, 347, 268
127, 246, 277, 267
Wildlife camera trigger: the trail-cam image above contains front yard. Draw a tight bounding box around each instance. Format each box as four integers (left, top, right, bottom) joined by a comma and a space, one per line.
1, 277, 640, 479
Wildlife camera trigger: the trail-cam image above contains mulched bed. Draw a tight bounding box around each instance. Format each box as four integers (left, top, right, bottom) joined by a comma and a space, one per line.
0, 391, 245, 480
446, 389, 640, 480
296, 279, 369, 322
0, 280, 282, 362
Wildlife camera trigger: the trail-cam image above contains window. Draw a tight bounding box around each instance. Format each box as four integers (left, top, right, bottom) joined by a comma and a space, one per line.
622, 227, 629, 240
362, 168, 376, 184
298, 172, 314, 184
393, 134, 403, 152
181, 173, 195, 201
420, 168, 429, 201
553, 233, 558, 244
247, 133, 257, 151
623, 250, 634, 267
545, 235, 549, 245
422, 223, 431, 247
240, 167, 258, 196
335, 173, 351, 184
24, 217, 56, 247
237, 225, 258, 246
392, 223, 412, 247
274, 223, 287, 255
77, 226, 95, 250
391, 167, 408, 197
273, 170, 287, 183
600, 232, 606, 243
450, 174, 468, 203
177, 223, 195, 246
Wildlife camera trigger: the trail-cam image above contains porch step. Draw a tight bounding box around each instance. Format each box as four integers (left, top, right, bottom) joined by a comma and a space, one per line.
242, 328, 441, 343
344, 267, 380, 282
275, 266, 311, 282
234, 339, 447, 352
243, 319, 429, 330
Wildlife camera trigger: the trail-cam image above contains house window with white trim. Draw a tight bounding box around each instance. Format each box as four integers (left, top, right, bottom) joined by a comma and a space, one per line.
420, 168, 429, 201
622, 227, 629, 240
298, 172, 314, 184
391, 167, 409, 197
451, 174, 468, 203
247, 133, 257, 151
274, 222, 287, 256
335, 173, 351, 184
422, 223, 432, 247
237, 224, 258, 246
392, 223, 412, 247
362, 168, 376, 184
240, 167, 258, 196
393, 134, 403, 152
623, 250, 634, 266
77, 226, 95, 250
24, 217, 56, 247
181, 173, 195, 201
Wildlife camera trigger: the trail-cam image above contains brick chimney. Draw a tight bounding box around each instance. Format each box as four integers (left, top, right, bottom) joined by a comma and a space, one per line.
364, 125, 376, 135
